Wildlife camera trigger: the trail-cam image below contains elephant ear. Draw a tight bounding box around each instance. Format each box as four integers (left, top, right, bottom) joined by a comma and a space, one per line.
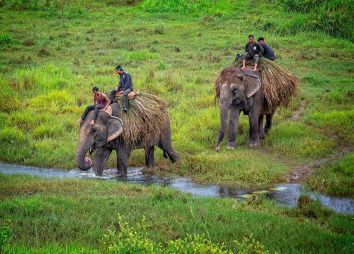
107, 116, 123, 142
245, 74, 261, 98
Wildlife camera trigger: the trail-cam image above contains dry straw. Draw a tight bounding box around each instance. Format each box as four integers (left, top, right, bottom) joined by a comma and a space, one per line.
113, 93, 168, 148
235, 58, 299, 108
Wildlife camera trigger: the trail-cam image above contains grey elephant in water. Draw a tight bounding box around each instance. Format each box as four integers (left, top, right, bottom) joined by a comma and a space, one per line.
215, 66, 276, 150
77, 102, 179, 176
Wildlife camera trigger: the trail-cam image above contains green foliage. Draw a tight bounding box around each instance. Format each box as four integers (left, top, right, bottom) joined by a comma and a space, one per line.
234, 235, 273, 254
276, 0, 354, 40
102, 214, 272, 253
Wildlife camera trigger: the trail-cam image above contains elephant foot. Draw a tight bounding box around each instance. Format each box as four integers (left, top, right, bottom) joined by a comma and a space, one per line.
259, 132, 265, 139
248, 139, 260, 147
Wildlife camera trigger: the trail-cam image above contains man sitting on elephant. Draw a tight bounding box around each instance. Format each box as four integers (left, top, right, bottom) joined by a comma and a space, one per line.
80, 86, 110, 125
242, 35, 264, 71
109, 65, 133, 113
257, 37, 275, 61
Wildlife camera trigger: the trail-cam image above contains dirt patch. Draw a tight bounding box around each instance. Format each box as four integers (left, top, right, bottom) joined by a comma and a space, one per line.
286, 147, 351, 182
290, 99, 306, 121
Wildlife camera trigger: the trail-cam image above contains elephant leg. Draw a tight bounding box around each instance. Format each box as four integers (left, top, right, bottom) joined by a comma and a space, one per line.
248, 111, 260, 147
264, 114, 273, 134
227, 107, 240, 149
145, 146, 155, 167
117, 146, 130, 177
258, 115, 265, 139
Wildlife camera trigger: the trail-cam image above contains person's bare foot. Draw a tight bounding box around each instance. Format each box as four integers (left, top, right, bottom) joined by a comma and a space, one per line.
90, 120, 94, 125
253, 68, 258, 71
241, 66, 245, 69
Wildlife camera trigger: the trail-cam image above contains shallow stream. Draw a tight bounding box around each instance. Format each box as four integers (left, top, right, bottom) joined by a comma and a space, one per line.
0, 163, 353, 215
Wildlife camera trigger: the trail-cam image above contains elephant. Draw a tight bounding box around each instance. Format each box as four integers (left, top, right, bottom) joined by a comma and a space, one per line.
77, 102, 179, 176
215, 66, 275, 150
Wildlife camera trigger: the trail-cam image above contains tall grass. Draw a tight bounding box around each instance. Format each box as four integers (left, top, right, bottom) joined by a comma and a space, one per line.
140, 0, 235, 16
276, 0, 353, 40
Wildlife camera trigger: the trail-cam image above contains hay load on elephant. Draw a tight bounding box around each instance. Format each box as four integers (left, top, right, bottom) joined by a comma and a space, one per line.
112, 93, 169, 148
233, 58, 299, 108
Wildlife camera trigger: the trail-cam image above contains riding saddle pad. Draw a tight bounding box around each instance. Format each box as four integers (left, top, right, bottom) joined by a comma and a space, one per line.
116, 90, 140, 100
99, 105, 112, 116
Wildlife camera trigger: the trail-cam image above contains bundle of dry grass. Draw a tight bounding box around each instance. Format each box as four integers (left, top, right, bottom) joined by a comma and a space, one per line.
113, 93, 168, 148
235, 58, 299, 107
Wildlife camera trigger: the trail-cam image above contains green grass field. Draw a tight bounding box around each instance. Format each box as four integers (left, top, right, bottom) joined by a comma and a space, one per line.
0, 0, 353, 252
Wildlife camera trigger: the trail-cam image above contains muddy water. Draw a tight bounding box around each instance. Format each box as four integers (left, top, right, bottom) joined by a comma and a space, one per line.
0, 163, 353, 215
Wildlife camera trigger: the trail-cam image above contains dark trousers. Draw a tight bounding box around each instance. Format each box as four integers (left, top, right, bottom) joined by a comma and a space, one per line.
109, 88, 131, 109
81, 104, 105, 122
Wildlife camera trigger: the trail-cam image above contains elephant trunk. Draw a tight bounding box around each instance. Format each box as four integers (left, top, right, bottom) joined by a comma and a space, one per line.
93, 148, 112, 176
77, 131, 94, 171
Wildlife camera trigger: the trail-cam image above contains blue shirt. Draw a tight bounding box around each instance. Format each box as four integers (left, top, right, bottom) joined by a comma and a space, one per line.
262, 43, 275, 60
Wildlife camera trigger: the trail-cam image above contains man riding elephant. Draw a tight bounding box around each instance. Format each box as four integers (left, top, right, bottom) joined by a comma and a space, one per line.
109, 65, 133, 113
242, 35, 264, 71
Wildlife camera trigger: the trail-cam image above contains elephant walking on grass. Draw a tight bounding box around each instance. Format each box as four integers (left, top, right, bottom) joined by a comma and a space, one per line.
215, 64, 298, 150
77, 97, 179, 176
